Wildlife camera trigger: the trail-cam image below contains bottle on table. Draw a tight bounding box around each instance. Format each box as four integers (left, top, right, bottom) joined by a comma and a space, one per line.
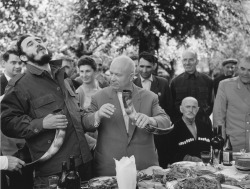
65, 156, 81, 189
211, 127, 220, 165
58, 161, 68, 189
223, 134, 233, 166
217, 125, 225, 164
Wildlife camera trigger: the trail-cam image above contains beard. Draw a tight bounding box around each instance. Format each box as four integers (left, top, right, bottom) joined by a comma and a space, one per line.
27, 53, 52, 66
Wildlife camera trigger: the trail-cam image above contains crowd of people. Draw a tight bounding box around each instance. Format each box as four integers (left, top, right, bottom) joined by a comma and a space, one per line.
0, 34, 250, 189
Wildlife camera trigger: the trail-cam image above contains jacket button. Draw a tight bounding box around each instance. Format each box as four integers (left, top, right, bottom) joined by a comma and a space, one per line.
57, 87, 60, 91
48, 140, 51, 143
247, 122, 250, 124
34, 128, 39, 133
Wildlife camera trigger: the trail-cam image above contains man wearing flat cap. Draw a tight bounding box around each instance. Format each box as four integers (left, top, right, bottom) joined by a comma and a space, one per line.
213, 58, 237, 96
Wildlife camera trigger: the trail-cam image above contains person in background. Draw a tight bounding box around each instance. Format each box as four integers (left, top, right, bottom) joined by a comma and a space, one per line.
1, 48, 33, 189
133, 51, 173, 168
130, 54, 139, 78
157, 62, 170, 82
1, 34, 96, 187
90, 55, 109, 88
213, 58, 237, 97
61, 55, 82, 89
0, 155, 25, 189
1, 49, 22, 97
168, 97, 212, 163
170, 49, 213, 128
83, 55, 172, 176
213, 56, 250, 152
76, 56, 101, 152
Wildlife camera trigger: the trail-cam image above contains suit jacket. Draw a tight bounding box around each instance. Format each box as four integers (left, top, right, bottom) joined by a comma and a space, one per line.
133, 75, 173, 168
0, 74, 26, 156
133, 75, 173, 119
213, 74, 232, 97
1, 74, 8, 95
213, 77, 250, 152
83, 84, 171, 176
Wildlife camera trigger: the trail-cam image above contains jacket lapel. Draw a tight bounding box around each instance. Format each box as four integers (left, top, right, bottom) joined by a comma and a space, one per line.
235, 77, 250, 107
150, 75, 159, 94
134, 77, 143, 88
128, 85, 141, 143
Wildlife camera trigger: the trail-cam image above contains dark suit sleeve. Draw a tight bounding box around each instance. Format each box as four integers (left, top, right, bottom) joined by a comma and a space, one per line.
167, 126, 180, 163
162, 80, 173, 121
170, 79, 179, 123
206, 77, 214, 116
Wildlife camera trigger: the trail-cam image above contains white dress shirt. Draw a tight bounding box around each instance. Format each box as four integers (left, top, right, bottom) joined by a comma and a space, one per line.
140, 75, 153, 91
0, 156, 8, 170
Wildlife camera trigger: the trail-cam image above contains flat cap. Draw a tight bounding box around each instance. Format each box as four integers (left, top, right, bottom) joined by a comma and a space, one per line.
222, 58, 238, 66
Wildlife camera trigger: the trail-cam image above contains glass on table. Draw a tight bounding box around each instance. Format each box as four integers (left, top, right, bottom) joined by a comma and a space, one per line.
33, 184, 49, 189
201, 151, 211, 166
48, 175, 59, 189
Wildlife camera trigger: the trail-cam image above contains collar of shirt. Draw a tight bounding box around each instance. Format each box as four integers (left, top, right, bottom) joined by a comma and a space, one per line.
4, 72, 11, 82
182, 117, 197, 139
26, 60, 62, 78
140, 75, 153, 90
140, 74, 153, 82
183, 71, 199, 79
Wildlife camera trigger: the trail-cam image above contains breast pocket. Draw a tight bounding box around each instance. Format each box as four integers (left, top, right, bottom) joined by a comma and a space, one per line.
31, 94, 57, 118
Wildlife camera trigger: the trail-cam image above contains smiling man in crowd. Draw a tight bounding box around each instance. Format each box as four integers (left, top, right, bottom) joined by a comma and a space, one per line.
213, 56, 250, 152
1, 34, 96, 187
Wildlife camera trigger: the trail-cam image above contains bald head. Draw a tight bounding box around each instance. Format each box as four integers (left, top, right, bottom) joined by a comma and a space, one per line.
180, 97, 199, 119
181, 97, 198, 106
110, 55, 135, 91
111, 56, 135, 74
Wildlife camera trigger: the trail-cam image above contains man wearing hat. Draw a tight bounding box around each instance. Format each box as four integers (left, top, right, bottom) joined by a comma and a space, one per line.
213, 58, 237, 96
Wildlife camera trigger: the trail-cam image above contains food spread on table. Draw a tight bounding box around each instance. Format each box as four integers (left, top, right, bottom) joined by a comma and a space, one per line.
84, 161, 250, 189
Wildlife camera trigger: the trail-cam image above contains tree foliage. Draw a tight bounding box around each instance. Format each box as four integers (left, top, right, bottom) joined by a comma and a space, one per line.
75, 0, 220, 53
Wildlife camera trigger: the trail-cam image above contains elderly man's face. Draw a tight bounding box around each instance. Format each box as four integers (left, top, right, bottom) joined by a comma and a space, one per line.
110, 58, 134, 91
180, 100, 199, 119
182, 51, 198, 74
238, 61, 250, 84
223, 63, 236, 76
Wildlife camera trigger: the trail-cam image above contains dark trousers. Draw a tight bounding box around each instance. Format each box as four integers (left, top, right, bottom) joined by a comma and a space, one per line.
154, 134, 171, 169
3, 166, 34, 189
33, 161, 93, 188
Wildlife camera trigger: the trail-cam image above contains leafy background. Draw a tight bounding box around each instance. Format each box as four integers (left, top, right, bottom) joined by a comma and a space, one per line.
1, 0, 250, 76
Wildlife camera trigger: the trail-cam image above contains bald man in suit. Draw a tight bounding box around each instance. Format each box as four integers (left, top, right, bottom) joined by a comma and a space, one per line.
83, 55, 172, 176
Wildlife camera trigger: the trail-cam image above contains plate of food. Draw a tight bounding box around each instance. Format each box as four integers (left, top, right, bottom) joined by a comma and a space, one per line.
88, 176, 118, 189
235, 158, 250, 171
221, 184, 242, 189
